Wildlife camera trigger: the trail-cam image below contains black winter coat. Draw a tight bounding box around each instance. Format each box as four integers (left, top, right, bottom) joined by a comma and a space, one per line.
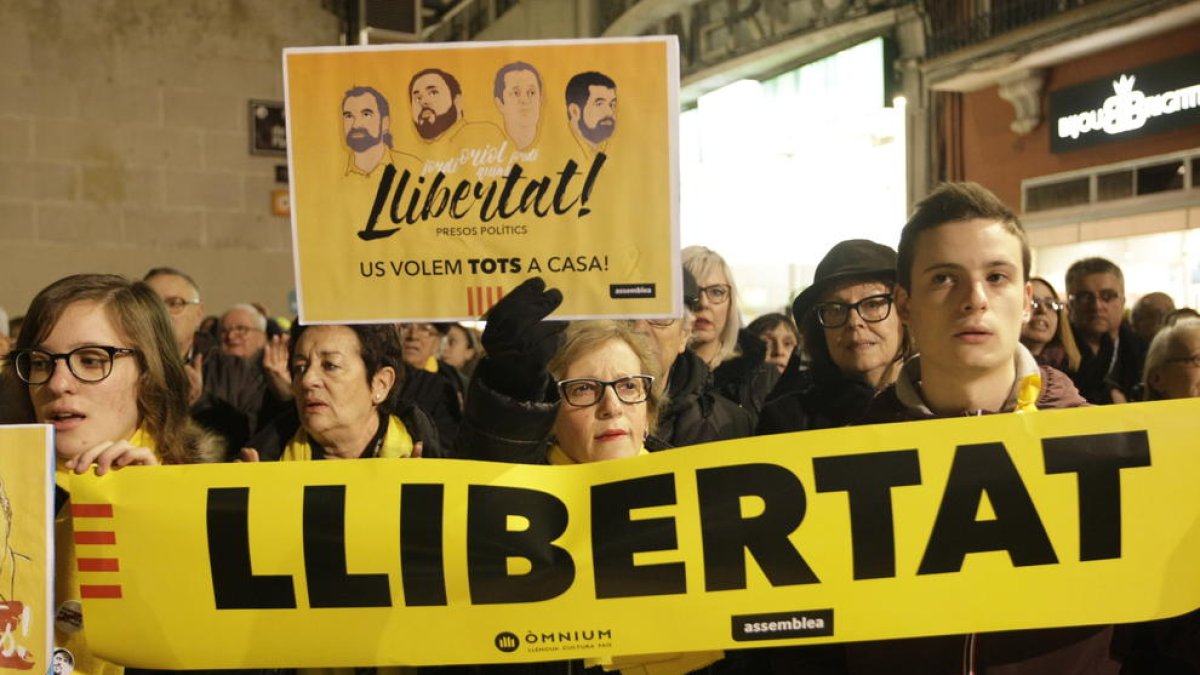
659, 350, 755, 447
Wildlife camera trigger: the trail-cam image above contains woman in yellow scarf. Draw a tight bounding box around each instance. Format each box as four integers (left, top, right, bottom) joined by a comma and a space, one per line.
0, 273, 221, 675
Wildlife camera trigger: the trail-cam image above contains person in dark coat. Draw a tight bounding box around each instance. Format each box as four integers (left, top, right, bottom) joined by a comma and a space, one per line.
630, 267, 754, 448
1064, 257, 1146, 404
242, 323, 450, 460
757, 239, 911, 435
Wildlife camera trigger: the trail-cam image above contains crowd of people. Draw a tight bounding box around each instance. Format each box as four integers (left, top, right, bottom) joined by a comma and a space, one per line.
0, 180, 1198, 674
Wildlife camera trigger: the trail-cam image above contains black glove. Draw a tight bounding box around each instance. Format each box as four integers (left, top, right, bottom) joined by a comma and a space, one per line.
478, 277, 566, 400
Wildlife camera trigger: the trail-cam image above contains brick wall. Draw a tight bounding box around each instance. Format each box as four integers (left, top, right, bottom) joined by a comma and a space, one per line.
0, 0, 339, 322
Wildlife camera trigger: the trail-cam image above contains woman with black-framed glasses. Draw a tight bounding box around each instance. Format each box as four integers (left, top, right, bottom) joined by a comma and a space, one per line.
0, 273, 221, 674
456, 278, 667, 465
1020, 276, 1081, 374
758, 240, 913, 435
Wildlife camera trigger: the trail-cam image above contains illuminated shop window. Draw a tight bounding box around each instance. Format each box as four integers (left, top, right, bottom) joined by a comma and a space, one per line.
679, 38, 906, 317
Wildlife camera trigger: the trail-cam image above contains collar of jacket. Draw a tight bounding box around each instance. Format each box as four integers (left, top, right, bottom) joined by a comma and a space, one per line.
894, 344, 1043, 416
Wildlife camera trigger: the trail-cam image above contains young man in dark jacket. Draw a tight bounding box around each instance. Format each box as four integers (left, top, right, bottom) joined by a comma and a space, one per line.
849, 182, 1117, 675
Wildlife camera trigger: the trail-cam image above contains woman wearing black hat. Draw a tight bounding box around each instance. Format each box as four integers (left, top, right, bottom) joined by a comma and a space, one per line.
757, 239, 912, 434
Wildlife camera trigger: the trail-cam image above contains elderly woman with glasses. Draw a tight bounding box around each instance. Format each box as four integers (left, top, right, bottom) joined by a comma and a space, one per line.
758, 240, 912, 434
0, 273, 221, 675
456, 278, 665, 465
1143, 317, 1200, 400
1020, 276, 1081, 374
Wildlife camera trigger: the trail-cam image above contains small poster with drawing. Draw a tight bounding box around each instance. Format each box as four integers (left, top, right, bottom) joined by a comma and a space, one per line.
0, 425, 53, 672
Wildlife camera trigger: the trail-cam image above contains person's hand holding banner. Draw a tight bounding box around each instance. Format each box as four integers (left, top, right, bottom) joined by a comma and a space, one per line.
478, 276, 566, 399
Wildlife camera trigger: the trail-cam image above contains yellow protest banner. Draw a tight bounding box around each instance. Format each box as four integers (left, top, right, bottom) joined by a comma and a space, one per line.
72, 400, 1200, 669
285, 37, 680, 323
0, 425, 55, 672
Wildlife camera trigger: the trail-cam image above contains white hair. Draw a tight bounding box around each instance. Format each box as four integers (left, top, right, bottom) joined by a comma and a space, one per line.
222, 304, 267, 331
1143, 318, 1200, 399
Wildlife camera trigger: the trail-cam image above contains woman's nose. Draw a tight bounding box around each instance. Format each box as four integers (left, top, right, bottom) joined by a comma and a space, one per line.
595, 386, 622, 418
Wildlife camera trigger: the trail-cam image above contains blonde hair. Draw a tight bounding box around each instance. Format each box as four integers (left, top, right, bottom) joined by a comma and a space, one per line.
1029, 277, 1082, 372
682, 245, 742, 365
549, 320, 664, 434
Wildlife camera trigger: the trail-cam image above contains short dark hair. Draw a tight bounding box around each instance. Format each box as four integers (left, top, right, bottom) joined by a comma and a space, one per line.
342, 85, 394, 149
746, 312, 798, 342
493, 61, 542, 100
144, 266, 200, 294
289, 323, 407, 410
1065, 257, 1124, 293
897, 181, 1029, 291
565, 71, 616, 117
409, 68, 462, 99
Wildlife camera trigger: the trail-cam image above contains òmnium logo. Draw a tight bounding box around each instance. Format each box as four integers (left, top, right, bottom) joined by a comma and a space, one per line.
494, 632, 520, 653
492, 627, 614, 654
732, 609, 834, 641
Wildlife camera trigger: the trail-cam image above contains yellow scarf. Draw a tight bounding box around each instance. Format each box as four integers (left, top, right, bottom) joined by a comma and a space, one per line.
546, 444, 650, 464
281, 414, 414, 461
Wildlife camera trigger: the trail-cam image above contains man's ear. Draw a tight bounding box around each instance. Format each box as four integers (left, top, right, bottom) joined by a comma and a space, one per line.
1146, 368, 1164, 399
895, 285, 911, 322
1021, 279, 1033, 323
453, 94, 463, 116
567, 103, 580, 122
381, 116, 390, 135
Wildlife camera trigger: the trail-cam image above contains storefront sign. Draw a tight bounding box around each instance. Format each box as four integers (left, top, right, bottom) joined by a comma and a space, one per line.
68, 400, 1200, 669
1050, 50, 1200, 153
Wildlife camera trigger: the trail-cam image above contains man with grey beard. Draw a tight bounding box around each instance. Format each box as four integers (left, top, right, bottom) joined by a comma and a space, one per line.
341, 85, 395, 175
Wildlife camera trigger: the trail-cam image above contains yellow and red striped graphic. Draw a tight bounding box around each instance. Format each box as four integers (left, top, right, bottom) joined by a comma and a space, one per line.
72, 503, 121, 600
466, 286, 505, 317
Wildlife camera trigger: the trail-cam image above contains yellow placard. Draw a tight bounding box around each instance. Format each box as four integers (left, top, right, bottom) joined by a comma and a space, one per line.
285, 38, 680, 323
0, 425, 55, 673
71, 400, 1200, 669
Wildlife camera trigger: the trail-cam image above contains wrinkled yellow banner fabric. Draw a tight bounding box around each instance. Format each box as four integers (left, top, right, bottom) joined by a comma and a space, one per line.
71, 400, 1200, 669
285, 37, 680, 323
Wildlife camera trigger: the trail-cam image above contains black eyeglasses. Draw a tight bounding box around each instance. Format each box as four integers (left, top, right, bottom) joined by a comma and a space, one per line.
557, 376, 654, 407
12, 346, 138, 385
162, 296, 201, 313
697, 284, 731, 306
1030, 297, 1064, 313
813, 294, 893, 328
1070, 290, 1121, 305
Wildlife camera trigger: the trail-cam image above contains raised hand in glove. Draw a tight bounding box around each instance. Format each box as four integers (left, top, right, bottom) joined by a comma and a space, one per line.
478, 277, 566, 400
